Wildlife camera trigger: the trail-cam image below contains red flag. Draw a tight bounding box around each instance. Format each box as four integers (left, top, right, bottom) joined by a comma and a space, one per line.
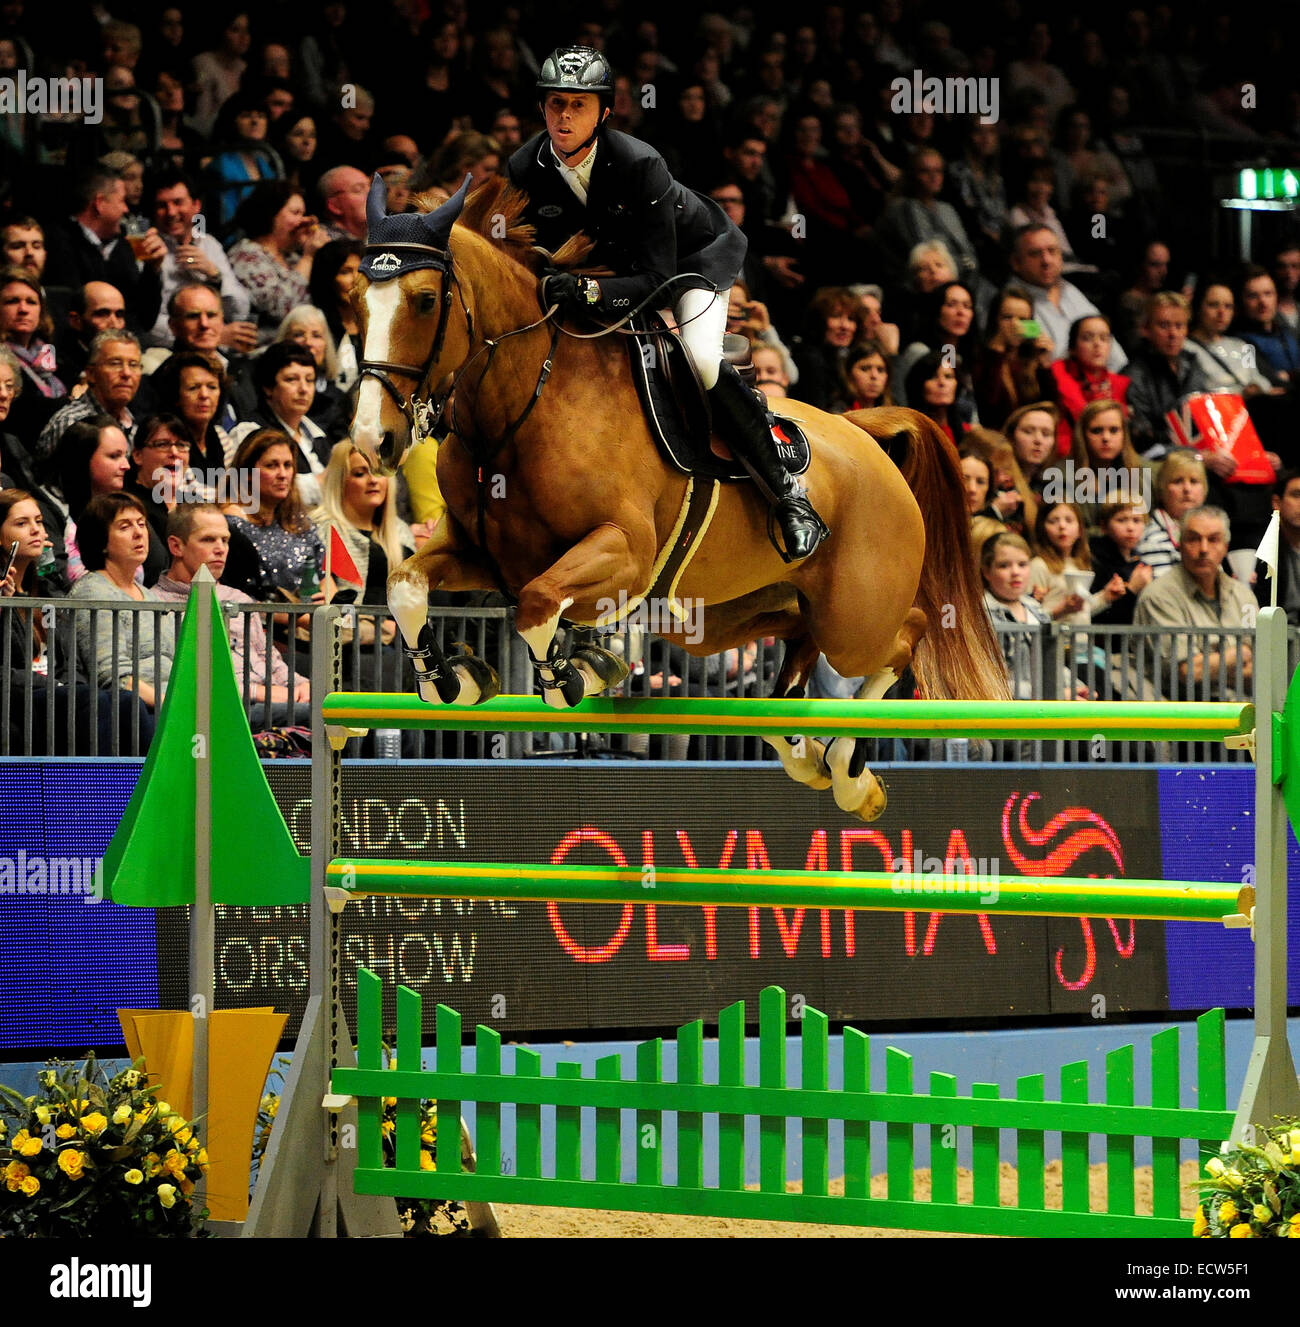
329, 525, 362, 585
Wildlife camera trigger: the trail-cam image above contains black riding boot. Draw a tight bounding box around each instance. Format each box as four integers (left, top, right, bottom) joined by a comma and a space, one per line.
709, 360, 829, 561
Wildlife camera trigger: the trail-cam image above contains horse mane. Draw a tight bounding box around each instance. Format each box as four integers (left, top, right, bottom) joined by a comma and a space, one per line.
410, 177, 600, 274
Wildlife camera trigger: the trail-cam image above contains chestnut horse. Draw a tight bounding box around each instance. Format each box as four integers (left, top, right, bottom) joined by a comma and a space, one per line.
350, 176, 1008, 820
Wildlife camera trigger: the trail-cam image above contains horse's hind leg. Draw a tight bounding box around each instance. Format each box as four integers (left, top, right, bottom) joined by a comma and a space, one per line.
388, 523, 502, 704
762, 631, 835, 790
824, 608, 927, 822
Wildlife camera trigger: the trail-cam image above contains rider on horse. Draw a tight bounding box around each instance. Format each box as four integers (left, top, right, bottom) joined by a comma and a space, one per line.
508, 45, 829, 562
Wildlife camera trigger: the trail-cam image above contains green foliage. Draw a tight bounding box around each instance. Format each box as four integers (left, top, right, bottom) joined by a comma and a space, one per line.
0, 1057, 208, 1238
1194, 1119, 1300, 1238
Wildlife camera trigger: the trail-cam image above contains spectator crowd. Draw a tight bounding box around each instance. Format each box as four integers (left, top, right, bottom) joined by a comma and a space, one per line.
2, 0, 1298, 749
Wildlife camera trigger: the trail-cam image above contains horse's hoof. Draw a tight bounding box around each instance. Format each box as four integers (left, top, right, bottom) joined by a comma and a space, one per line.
452, 651, 500, 704
766, 735, 833, 790
825, 737, 887, 821
571, 643, 631, 694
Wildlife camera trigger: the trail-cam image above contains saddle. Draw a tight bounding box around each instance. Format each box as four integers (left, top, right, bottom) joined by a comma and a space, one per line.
628, 314, 811, 481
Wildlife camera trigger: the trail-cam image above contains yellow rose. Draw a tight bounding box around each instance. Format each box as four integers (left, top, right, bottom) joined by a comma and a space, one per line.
1289, 1217, 1300, 1239
3, 1160, 27, 1181
195, 1148, 208, 1170
1253, 1204, 1272, 1223
420, 1130, 435, 1147
19, 1175, 39, 1197
79, 1112, 107, 1135
1289, 1128, 1300, 1151
163, 1152, 187, 1178
124, 1169, 144, 1185
179, 1177, 195, 1196
1204, 1156, 1226, 1177
419, 1149, 436, 1171
156, 1183, 177, 1209
1223, 1168, 1244, 1188
58, 1149, 86, 1179
112, 1105, 132, 1125
1290, 1148, 1300, 1167
167, 1117, 184, 1134
1219, 1201, 1239, 1225
55, 1123, 75, 1140
18, 1134, 44, 1157
1193, 1208, 1209, 1237
175, 1127, 192, 1145
383, 1097, 397, 1109
34, 1106, 51, 1126
1229, 1223, 1254, 1238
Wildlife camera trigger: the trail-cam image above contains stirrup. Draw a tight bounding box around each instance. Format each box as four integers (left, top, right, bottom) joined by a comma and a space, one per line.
768, 487, 830, 563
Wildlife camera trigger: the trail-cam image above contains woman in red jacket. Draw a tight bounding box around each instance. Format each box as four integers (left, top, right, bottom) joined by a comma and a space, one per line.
1050, 313, 1129, 455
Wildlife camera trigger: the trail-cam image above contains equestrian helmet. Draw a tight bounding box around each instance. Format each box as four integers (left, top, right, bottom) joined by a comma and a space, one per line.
536, 46, 615, 102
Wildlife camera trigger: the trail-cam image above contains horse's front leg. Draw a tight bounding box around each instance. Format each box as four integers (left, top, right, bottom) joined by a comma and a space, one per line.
387, 521, 501, 705
515, 522, 644, 708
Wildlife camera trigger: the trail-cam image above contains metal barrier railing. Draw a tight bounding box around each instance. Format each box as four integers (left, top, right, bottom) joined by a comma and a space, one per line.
0, 598, 1279, 763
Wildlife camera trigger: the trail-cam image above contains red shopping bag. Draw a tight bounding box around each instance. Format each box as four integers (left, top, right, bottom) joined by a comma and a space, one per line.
1165, 392, 1275, 484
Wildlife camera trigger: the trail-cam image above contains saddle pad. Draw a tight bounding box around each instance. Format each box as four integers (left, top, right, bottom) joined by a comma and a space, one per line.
628, 324, 810, 480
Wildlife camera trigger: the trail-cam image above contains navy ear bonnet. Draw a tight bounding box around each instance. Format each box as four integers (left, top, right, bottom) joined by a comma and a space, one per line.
360, 173, 472, 280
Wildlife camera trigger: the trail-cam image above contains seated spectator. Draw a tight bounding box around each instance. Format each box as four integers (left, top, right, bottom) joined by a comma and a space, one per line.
272, 113, 322, 197
155, 350, 230, 472
225, 343, 332, 506
374, 160, 412, 216
53, 416, 135, 584
1051, 105, 1131, 218
152, 69, 205, 173
1125, 293, 1210, 459
1, 217, 46, 281
37, 331, 143, 464
834, 341, 892, 412
308, 240, 362, 392
1003, 401, 1060, 498
100, 151, 146, 226
876, 148, 978, 285
317, 166, 370, 243
57, 281, 127, 387
903, 351, 964, 445
318, 85, 379, 175
1235, 265, 1300, 386
126, 413, 196, 585
790, 287, 861, 410
1134, 506, 1256, 699
227, 182, 330, 341
1273, 243, 1300, 334
223, 428, 325, 601
271, 306, 350, 438
725, 282, 798, 386
146, 168, 252, 346
947, 120, 1008, 274
153, 503, 309, 729
1187, 278, 1275, 396
0, 488, 153, 754
968, 426, 1039, 540
1028, 500, 1110, 624
423, 132, 500, 194
905, 239, 959, 305
191, 10, 250, 138
891, 281, 978, 422
1, 268, 67, 442
1135, 448, 1208, 577
979, 530, 1051, 700
847, 284, 900, 357
206, 86, 283, 230
960, 444, 995, 519
1258, 469, 1300, 624
66, 492, 175, 711
1047, 398, 1149, 530
1114, 239, 1172, 353
0, 347, 44, 492
971, 284, 1056, 428
1007, 224, 1126, 374
751, 345, 790, 401
1088, 499, 1154, 628
143, 284, 258, 412
42, 166, 165, 336
1008, 161, 1090, 273
1050, 314, 1130, 455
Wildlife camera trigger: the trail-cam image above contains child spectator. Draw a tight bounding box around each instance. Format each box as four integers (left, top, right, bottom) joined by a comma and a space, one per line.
980, 530, 1050, 699
1029, 500, 1109, 624
1050, 314, 1129, 455
968, 427, 1039, 539
1047, 399, 1148, 530
1088, 499, 1153, 628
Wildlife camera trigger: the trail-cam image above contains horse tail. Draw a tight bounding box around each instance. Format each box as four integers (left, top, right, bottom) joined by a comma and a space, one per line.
842, 407, 1011, 702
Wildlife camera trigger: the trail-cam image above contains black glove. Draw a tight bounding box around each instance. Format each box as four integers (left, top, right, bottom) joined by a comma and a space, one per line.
541, 271, 583, 313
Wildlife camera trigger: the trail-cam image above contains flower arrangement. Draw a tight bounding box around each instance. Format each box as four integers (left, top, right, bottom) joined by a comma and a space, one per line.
1194, 1120, 1300, 1238
0, 1057, 208, 1238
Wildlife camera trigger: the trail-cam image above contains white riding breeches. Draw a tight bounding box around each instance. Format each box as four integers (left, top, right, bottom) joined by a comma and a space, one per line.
672, 286, 729, 390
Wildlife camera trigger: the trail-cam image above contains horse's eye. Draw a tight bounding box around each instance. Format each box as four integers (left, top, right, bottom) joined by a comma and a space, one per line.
417, 291, 440, 315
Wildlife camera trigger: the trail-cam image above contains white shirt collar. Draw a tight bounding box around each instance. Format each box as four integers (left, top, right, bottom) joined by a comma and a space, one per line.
550, 139, 597, 204
78, 219, 119, 257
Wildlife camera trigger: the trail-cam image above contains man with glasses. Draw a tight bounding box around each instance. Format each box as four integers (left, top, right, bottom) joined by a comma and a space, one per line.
35, 331, 144, 462
317, 166, 370, 242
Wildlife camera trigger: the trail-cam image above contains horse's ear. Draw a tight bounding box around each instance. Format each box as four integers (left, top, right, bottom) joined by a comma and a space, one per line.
420, 173, 473, 246
366, 174, 387, 234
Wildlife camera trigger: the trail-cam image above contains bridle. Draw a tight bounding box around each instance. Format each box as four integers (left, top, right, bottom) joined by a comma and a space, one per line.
356, 240, 465, 441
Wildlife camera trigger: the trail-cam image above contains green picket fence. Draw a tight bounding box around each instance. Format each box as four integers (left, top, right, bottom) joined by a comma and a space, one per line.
333, 968, 1234, 1237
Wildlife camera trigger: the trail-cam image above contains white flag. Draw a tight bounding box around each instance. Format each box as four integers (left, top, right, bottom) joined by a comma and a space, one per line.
1256, 510, 1281, 609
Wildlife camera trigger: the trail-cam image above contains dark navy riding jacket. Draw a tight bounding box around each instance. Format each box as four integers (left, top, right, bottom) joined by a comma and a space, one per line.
507, 128, 747, 315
